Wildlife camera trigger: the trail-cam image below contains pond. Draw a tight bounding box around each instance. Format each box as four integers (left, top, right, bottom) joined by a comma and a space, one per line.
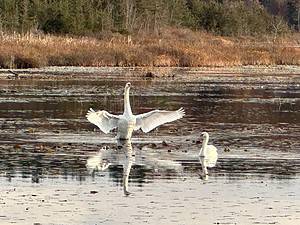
0, 69, 300, 225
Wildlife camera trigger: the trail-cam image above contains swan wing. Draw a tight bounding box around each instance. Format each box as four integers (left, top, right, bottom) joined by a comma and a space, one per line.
86, 108, 119, 134
135, 107, 185, 133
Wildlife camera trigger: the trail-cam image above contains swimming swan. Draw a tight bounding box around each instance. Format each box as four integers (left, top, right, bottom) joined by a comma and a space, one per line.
86, 82, 185, 139
199, 132, 218, 179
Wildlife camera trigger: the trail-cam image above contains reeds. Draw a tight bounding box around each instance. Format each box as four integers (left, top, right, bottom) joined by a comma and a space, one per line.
0, 28, 299, 68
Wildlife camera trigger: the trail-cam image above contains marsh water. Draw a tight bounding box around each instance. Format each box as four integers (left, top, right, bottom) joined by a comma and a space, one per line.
0, 69, 300, 225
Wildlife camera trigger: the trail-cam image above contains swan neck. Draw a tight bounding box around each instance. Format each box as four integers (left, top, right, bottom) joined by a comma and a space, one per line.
124, 88, 132, 115
200, 136, 209, 156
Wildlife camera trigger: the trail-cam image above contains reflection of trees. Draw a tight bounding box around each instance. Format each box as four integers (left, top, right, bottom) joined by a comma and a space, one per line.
182, 158, 298, 179
107, 165, 151, 184
189, 87, 300, 125
0, 153, 89, 183
1, 149, 298, 184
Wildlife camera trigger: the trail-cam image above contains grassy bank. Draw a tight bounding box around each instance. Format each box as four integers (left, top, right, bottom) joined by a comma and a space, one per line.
0, 28, 299, 69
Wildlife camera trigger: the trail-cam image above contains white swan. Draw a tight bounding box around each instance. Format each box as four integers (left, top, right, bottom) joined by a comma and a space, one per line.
199, 132, 218, 179
86, 82, 185, 139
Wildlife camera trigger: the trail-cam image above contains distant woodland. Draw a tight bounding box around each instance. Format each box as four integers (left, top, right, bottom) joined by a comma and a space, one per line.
0, 0, 299, 68
0, 0, 299, 36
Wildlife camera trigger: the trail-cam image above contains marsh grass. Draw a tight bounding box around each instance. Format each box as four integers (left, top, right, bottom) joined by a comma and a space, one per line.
0, 28, 299, 68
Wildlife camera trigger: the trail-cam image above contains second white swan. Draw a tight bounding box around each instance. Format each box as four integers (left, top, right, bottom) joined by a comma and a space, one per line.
199, 132, 218, 178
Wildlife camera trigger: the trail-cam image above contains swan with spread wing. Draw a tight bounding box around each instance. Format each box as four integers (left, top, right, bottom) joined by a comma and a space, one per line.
86, 82, 185, 139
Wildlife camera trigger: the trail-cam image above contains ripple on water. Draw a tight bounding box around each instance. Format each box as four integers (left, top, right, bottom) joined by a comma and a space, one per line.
0, 73, 300, 224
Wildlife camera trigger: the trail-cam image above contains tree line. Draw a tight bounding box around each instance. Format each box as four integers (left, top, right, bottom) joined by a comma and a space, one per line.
0, 0, 299, 36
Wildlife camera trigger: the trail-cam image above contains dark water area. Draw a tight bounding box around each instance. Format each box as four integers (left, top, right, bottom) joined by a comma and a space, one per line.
0, 72, 300, 224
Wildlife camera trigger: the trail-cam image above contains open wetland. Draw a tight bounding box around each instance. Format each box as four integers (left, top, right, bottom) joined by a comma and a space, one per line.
0, 68, 300, 225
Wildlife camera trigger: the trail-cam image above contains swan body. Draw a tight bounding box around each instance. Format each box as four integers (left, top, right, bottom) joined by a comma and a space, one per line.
86, 82, 185, 139
199, 132, 218, 177
117, 114, 136, 139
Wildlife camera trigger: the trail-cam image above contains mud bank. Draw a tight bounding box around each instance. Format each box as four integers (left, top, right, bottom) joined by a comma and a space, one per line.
0, 65, 300, 81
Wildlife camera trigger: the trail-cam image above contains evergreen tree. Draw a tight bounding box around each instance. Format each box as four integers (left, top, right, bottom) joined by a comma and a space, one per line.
286, 0, 299, 30
0, 0, 297, 35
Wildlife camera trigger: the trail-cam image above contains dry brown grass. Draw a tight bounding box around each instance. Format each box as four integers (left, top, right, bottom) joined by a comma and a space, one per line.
0, 28, 299, 68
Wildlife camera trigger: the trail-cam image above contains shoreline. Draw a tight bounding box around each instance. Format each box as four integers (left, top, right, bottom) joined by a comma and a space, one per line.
0, 65, 300, 79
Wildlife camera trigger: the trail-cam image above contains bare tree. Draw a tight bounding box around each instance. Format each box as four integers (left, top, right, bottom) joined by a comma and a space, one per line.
123, 0, 137, 32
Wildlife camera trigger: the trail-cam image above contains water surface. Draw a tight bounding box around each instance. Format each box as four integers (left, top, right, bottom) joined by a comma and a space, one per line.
0, 71, 300, 224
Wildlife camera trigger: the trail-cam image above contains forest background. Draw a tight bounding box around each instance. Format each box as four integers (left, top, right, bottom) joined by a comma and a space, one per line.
0, 0, 299, 68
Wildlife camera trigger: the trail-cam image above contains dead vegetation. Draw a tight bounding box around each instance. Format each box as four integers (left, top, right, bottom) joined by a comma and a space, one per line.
0, 28, 299, 68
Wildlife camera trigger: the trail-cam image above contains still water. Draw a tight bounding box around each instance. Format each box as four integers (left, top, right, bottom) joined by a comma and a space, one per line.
0, 71, 300, 224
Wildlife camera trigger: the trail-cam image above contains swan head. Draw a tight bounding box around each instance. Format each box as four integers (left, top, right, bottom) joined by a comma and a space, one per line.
201, 132, 209, 140
125, 82, 131, 91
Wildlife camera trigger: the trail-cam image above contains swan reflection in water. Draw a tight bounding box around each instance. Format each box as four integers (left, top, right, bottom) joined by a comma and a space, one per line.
86, 146, 111, 174
86, 139, 186, 195
86, 140, 135, 196
117, 139, 135, 196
